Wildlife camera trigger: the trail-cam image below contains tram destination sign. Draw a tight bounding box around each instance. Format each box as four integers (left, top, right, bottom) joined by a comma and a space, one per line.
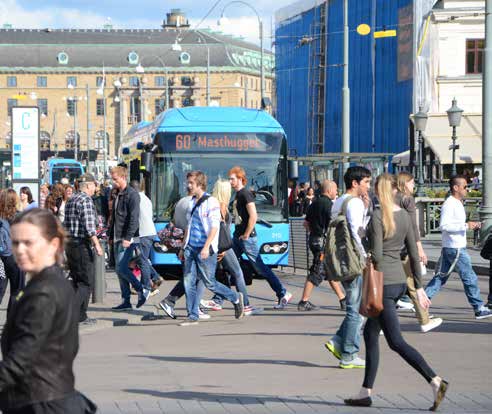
161, 133, 282, 153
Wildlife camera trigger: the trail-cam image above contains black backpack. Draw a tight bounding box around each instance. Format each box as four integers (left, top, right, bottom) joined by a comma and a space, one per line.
480, 234, 492, 260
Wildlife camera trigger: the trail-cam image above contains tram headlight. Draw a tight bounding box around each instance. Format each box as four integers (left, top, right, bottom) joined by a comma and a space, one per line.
260, 242, 289, 254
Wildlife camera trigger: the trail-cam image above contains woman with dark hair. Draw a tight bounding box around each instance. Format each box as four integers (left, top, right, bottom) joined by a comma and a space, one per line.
0, 189, 25, 314
396, 172, 443, 333
344, 174, 448, 411
18, 187, 38, 211
0, 208, 96, 413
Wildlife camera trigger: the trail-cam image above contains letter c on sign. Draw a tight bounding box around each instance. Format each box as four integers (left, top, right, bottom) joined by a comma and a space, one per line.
21, 112, 31, 130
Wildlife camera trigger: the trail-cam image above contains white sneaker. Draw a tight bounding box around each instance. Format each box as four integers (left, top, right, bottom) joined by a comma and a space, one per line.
244, 305, 263, 316
396, 299, 415, 311
198, 309, 211, 320
274, 291, 293, 309
420, 318, 443, 333
200, 299, 223, 311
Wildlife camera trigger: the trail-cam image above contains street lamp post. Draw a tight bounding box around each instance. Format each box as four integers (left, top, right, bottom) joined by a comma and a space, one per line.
219, 1, 264, 99
446, 97, 463, 177
68, 83, 78, 161
413, 106, 428, 197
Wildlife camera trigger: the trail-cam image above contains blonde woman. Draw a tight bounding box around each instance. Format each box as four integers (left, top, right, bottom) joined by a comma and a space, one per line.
396, 172, 443, 332
200, 179, 259, 316
345, 174, 448, 411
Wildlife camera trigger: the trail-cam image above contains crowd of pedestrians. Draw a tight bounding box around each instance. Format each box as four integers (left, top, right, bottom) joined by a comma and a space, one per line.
0, 163, 490, 412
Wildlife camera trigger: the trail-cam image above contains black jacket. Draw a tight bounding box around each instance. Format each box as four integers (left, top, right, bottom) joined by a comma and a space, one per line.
108, 185, 140, 242
0, 265, 79, 410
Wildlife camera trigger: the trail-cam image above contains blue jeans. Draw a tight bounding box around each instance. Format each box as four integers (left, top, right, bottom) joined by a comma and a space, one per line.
425, 247, 483, 311
183, 245, 239, 320
233, 236, 285, 300
115, 242, 143, 303
333, 275, 363, 360
212, 248, 250, 307
138, 236, 158, 288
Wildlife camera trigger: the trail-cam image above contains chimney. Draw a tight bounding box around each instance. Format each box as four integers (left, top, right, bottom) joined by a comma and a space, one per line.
162, 9, 190, 30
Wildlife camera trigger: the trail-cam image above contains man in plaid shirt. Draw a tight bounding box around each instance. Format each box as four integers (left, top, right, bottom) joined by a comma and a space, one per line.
64, 173, 103, 325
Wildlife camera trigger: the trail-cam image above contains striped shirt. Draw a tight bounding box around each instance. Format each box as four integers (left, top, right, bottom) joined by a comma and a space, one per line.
64, 191, 98, 239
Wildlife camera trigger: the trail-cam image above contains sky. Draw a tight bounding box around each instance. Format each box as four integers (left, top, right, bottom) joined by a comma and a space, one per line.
0, 0, 309, 47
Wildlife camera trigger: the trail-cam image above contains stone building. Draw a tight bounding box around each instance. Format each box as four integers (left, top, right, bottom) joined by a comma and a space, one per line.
0, 9, 274, 178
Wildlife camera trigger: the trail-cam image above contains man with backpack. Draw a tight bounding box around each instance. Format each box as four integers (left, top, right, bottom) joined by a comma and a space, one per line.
324, 166, 372, 369
298, 179, 346, 311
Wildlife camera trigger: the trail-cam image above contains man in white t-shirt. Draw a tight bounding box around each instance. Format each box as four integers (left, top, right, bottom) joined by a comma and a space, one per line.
425, 175, 491, 319
324, 166, 371, 369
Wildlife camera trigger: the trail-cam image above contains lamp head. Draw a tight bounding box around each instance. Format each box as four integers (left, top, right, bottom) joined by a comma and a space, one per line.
172, 41, 182, 52
135, 63, 145, 73
446, 98, 463, 127
413, 106, 428, 132
218, 14, 228, 26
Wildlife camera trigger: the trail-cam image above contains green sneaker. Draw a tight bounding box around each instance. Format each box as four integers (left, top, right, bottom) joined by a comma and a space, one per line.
339, 356, 365, 369
324, 340, 342, 360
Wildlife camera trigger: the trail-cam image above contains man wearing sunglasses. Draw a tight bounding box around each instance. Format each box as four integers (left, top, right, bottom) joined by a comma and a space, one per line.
425, 175, 492, 319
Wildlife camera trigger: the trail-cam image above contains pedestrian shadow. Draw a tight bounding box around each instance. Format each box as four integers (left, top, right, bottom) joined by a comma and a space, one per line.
122, 390, 427, 411
122, 389, 348, 408
203, 331, 328, 338
129, 354, 335, 369
399, 321, 492, 335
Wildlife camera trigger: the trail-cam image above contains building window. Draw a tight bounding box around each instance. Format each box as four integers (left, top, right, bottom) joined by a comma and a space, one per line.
96, 99, 105, 116
37, 76, 47, 88
95, 130, 108, 150
155, 98, 166, 115
181, 76, 192, 86
7, 99, 17, 116
37, 99, 48, 116
466, 39, 484, 74
7, 76, 17, 87
67, 99, 77, 116
155, 76, 166, 87
129, 76, 139, 87
40, 131, 50, 150
129, 97, 141, 124
96, 76, 104, 87
65, 130, 80, 151
67, 76, 77, 87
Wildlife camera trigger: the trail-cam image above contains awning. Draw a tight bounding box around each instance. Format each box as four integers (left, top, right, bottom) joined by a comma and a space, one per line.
392, 150, 410, 166
423, 114, 482, 164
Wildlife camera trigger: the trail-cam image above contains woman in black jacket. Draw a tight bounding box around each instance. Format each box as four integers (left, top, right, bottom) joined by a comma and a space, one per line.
0, 208, 96, 414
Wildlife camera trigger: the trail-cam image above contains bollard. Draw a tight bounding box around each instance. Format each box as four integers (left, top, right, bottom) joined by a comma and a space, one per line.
92, 252, 105, 303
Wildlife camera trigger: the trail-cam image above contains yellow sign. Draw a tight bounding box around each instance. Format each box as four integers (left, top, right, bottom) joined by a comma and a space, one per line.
357, 24, 371, 36
374, 30, 397, 38
11, 94, 27, 100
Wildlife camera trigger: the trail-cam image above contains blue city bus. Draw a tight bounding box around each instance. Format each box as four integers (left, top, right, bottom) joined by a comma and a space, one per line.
44, 158, 84, 185
119, 107, 289, 279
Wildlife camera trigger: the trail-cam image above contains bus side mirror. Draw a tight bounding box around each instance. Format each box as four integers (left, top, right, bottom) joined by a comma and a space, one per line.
140, 152, 154, 174
288, 160, 298, 180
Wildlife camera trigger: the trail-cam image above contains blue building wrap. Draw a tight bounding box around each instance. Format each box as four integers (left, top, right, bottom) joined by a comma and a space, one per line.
275, 0, 413, 170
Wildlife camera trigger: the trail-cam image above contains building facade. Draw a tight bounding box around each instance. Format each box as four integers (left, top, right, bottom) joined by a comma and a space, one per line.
0, 9, 274, 178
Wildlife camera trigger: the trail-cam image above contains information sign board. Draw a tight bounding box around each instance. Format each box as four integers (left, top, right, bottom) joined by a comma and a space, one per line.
12, 107, 40, 180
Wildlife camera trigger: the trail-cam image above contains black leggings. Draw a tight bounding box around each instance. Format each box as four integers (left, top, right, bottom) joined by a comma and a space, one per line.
0, 255, 25, 315
363, 283, 436, 389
